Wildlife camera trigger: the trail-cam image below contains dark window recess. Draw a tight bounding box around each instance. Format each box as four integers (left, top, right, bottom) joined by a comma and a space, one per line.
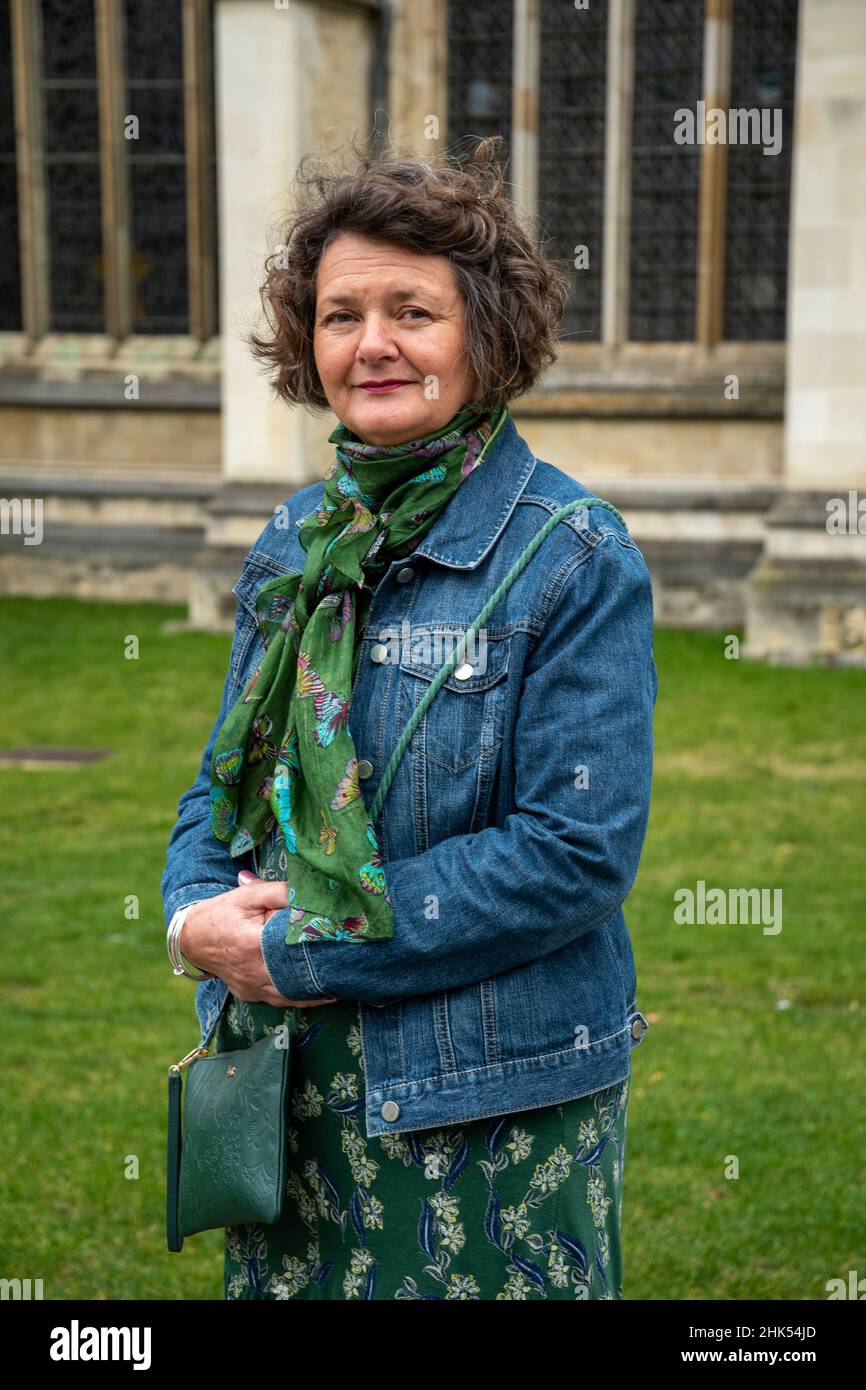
538, 0, 609, 345
0, 0, 22, 330
446, 0, 514, 192
723, 0, 799, 342
125, 0, 188, 333
629, 0, 705, 341
41, 0, 104, 331
208, 0, 219, 335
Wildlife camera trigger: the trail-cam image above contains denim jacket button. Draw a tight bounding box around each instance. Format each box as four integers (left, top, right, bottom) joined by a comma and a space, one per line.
380, 1100, 400, 1121
631, 1015, 648, 1040
370, 643, 389, 663
357, 759, 373, 778
396, 567, 414, 583
453, 662, 473, 681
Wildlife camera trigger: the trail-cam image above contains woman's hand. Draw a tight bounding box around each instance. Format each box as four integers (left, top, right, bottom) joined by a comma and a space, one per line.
179, 870, 338, 1008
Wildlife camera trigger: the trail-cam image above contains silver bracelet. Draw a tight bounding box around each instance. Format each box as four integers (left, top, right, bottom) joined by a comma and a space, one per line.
166, 901, 214, 981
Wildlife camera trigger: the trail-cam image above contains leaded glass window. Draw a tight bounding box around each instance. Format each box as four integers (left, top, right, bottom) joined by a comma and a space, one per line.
0, 0, 22, 329
2, 0, 219, 340
629, 0, 705, 341
41, 0, 104, 331
124, 0, 188, 332
446, 0, 513, 172
723, 0, 799, 341
538, 0, 609, 344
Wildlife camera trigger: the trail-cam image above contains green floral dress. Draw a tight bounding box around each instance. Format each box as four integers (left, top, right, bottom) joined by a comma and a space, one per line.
215, 988, 629, 1301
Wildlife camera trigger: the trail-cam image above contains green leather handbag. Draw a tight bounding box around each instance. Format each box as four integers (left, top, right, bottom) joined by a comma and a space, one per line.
166, 992, 295, 1252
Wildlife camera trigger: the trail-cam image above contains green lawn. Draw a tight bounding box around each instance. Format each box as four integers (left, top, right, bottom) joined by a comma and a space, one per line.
0, 595, 863, 1300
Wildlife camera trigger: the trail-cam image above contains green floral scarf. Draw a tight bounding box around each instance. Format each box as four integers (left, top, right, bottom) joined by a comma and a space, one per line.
209, 398, 509, 943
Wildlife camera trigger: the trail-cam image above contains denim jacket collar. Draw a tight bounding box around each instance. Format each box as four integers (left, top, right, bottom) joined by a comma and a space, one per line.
296, 410, 537, 573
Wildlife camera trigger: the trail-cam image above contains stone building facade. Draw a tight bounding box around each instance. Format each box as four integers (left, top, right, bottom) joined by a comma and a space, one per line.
0, 0, 864, 662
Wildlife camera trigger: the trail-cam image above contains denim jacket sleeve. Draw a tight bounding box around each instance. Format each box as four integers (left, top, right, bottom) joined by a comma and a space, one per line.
260, 531, 657, 1007
161, 608, 253, 923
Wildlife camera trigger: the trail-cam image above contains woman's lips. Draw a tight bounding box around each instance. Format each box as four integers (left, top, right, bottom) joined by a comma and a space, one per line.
357, 381, 413, 393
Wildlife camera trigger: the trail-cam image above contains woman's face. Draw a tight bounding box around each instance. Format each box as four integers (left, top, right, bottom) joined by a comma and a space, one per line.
312, 232, 481, 445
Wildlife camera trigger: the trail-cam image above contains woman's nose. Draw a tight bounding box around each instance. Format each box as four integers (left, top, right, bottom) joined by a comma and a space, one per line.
356, 314, 397, 359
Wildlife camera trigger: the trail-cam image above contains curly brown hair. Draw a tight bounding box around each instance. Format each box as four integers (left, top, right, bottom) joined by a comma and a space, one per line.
246, 135, 570, 414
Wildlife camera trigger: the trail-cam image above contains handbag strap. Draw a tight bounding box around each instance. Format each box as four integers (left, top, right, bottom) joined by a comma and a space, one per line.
368, 496, 626, 825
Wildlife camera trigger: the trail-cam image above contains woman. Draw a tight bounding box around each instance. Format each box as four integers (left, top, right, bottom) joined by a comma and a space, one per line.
162, 138, 656, 1301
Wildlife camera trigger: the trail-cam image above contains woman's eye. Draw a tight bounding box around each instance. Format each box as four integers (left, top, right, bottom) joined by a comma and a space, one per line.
322, 307, 429, 325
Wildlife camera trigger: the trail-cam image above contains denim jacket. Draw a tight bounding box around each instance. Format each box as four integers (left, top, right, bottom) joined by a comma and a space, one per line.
161, 412, 656, 1137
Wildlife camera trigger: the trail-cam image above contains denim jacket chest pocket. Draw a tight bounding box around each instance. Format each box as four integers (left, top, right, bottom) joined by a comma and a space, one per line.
395, 629, 511, 846
230, 556, 303, 684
